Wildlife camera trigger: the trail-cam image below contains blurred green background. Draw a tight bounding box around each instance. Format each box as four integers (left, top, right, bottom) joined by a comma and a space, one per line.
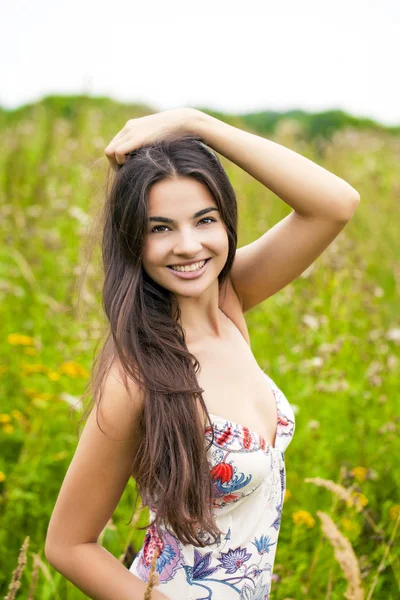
0, 97, 399, 599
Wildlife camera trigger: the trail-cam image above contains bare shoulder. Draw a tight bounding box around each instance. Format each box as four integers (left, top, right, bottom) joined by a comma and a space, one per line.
45, 357, 144, 560
96, 358, 144, 440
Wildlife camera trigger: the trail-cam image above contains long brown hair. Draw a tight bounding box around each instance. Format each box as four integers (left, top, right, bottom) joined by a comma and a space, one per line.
78, 131, 238, 547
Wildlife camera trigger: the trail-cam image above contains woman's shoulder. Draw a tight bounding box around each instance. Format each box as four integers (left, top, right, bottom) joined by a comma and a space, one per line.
99, 358, 145, 435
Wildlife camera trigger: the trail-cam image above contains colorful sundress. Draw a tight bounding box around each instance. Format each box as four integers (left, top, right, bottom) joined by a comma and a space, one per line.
129, 371, 296, 599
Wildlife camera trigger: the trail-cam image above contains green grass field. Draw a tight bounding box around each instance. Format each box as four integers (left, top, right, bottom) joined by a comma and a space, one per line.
1, 97, 399, 599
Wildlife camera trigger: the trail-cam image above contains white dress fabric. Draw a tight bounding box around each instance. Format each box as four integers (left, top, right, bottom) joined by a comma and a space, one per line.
129, 372, 296, 599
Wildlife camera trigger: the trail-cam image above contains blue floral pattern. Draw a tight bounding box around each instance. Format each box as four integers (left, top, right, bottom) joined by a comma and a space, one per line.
130, 372, 295, 599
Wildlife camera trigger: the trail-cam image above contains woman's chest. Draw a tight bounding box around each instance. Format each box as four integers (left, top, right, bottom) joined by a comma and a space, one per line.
192, 320, 278, 448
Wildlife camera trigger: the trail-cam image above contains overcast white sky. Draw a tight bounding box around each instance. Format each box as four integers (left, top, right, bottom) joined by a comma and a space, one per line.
2, 0, 400, 126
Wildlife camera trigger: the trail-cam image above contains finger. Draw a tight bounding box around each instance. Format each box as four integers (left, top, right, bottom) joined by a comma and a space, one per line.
113, 142, 142, 167
104, 139, 128, 171
107, 150, 133, 172
104, 134, 135, 167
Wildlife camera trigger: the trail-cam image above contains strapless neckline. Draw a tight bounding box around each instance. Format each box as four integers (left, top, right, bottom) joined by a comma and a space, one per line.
205, 372, 280, 452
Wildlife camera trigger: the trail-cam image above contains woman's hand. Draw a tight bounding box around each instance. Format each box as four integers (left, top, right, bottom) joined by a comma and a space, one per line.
104, 107, 200, 171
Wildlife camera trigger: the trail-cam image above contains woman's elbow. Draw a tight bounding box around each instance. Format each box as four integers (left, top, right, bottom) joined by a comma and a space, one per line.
44, 534, 66, 568
44, 538, 58, 566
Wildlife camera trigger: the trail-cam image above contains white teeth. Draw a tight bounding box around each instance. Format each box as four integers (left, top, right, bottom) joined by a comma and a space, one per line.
170, 259, 207, 272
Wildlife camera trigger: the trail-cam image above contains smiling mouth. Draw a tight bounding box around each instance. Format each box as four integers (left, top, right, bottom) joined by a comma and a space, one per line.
167, 258, 211, 269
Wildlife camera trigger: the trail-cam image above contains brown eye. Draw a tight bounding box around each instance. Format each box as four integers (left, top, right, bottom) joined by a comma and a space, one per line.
150, 225, 169, 233
199, 218, 216, 225
150, 218, 216, 234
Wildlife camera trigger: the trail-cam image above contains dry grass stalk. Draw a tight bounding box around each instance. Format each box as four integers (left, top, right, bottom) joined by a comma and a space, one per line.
4, 536, 30, 600
304, 468, 348, 595
317, 511, 364, 600
305, 476, 385, 538
305, 477, 358, 506
32, 552, 55, 586
144, 546, 160, 600
27, 554, 39, 600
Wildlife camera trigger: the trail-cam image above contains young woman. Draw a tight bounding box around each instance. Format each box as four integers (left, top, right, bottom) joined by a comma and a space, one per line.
45, 107, 360, 599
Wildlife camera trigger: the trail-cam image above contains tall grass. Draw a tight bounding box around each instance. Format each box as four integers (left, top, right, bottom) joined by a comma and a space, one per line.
0, 97, 399, 598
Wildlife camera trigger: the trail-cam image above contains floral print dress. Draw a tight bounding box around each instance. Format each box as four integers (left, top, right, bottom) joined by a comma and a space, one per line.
129, 372, 296, 599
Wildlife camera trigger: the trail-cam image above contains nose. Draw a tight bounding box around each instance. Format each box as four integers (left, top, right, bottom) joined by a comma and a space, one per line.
173, 229, 203, 256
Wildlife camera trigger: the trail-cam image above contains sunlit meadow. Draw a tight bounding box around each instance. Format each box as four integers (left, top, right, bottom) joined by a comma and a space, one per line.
0, 98, 399, 599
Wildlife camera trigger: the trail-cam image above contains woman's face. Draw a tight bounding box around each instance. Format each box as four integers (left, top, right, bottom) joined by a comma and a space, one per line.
142, 176, 229, 297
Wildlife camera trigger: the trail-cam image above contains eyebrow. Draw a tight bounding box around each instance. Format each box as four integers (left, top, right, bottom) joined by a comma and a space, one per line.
148, 207, 219, 224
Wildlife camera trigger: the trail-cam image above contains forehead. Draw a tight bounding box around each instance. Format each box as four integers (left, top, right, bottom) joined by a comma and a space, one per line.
147, 177, 216, 214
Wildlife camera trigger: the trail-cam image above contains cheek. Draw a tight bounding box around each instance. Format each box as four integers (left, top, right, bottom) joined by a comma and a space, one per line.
141, 241, 158, 269
213, 228, 230, 253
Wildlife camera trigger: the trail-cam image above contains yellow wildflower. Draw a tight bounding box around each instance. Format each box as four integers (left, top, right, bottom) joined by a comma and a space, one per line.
7, 333, 35, 346
23, 364, 49, 375
24, 388, 55, 400
346, 491, 369, 512
24, 347, 37, 356
389, 505, 400, 521
48, 371, 61, 381
59, 361, 89, 378
0, 414, 11, 424
284, 489, 292, 501
341, 518, 352, 531
0, 471, 6, 482
351, 466, 368, 482
11, 409, 24, 421
292, 510, 315, 528
3, 424, 14, 434
35, 392, 54, 401
341, 518, 360, 535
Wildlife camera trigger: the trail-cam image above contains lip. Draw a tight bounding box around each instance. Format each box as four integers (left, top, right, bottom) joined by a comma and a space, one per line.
167, 258, 211, 280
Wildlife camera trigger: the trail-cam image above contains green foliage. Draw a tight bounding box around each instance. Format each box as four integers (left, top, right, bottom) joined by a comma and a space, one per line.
0, 95, 399, 598
236, 107, 400, 141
